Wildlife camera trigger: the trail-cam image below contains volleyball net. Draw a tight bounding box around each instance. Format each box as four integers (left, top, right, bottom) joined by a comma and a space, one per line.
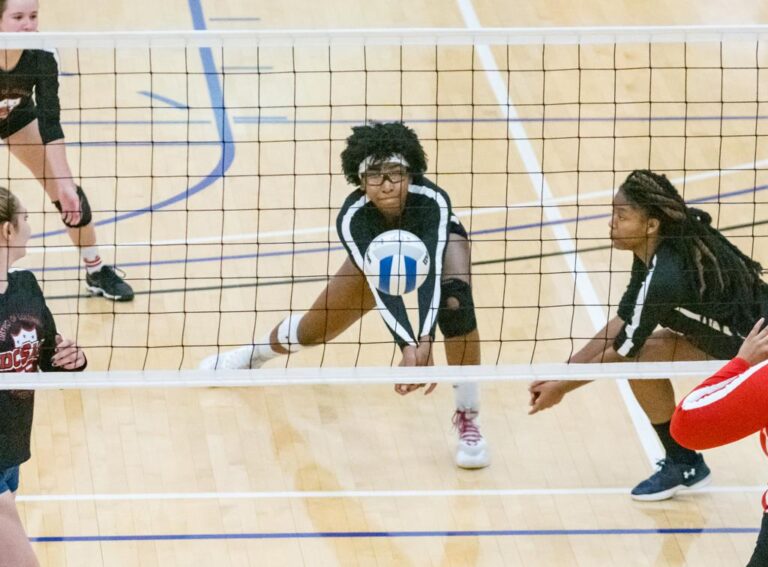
3, 26, 768, 387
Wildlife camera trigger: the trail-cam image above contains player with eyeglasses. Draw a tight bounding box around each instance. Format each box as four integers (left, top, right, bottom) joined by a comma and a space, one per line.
201, 121, 490, 469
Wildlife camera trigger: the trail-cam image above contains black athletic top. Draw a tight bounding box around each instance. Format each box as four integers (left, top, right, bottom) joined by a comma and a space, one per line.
0, 270, 86, 470
336, 177, 457, 347
0, 49, 64, 144
614, 241, 768, 359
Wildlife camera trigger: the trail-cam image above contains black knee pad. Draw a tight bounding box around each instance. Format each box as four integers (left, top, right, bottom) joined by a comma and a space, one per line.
438, 278, 478, 338
53, 185, 92, 228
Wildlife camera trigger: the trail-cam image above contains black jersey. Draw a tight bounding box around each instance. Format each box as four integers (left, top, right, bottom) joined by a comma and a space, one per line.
613, 241, 768, 359
336, 177, 455, 347
0, 49, 64, 144
0, 270, 84, 470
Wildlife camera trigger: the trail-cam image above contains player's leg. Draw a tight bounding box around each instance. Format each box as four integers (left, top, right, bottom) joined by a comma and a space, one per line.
747, 511, 768, 566
201, 258, 376, 369
0, 468, 39, 567
440, 226, 488, 469
5, 120, 132, 300
628, 329, 713, 501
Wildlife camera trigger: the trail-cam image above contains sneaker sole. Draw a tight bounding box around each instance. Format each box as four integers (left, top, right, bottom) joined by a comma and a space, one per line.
456, 452, 491, 470
630, 472, 712, 502
87, 285, 134, 302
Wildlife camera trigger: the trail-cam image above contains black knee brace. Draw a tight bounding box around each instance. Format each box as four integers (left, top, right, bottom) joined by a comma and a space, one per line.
437, 278, 478, 338
53, 185, 92, 228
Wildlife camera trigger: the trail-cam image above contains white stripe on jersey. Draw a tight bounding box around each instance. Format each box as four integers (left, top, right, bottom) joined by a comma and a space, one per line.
407, 184, 449, 338
616, 256, 657, 357
680, 358, 768, 410
339, 192, 417, 347
674, 306, 736, 337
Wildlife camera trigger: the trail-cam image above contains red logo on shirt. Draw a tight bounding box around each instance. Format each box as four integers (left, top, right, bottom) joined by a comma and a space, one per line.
0, 326, 41, 372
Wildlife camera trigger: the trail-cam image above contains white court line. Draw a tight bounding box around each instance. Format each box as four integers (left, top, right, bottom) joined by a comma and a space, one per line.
25, 157, 768, 257
16, 485, 766, 503
456, 0, 664, 464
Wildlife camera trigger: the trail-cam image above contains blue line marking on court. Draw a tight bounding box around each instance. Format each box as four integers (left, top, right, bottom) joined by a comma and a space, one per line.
137, 90, 190, 109
31, 0, 233, 241
29, 526, 759, 543
208, 16, 261, 22
61, 120, 208, 125
233, 116, 289, 123
65, 141, 219, 147
27, 246, 341, 273
223, 66, 273, 72
228, 114, 768, 125
25, 181, 768, 274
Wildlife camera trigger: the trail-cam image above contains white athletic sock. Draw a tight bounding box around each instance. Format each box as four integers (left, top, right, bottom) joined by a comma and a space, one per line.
251, 312, 306, 363
453, 382, 480, 412
80, 246, 103, 274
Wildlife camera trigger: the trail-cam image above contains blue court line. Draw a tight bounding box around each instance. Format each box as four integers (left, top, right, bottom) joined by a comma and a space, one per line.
232, 116, 289, 123
65, 140, 219, 147
23, 180, 768, 274
31, 0, 233, 241
25, 245, 341, 273
229, 114, 768, 125
29, 526, 759, 543
208, 17, 261, 22
61, 120, 209, 125
137, 90, 190, 110
222, 66, 274, 72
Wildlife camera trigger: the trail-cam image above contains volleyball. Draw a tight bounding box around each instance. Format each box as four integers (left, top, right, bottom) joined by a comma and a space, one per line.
363, 230, 430, 295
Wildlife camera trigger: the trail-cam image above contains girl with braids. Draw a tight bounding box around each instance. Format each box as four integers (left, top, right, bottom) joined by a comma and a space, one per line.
529, 169, 768, 501
200, 122, 489, 470
0, 187, 86, 567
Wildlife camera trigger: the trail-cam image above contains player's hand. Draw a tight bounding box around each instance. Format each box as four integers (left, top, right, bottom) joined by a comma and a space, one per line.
394, 382, 438, 395
0, 108, 9, 120
528, 380, 567, 415
56, 185, 81, 227
736, 317, 768, 366
395, 341, 437, 395
51, 335, 86, 370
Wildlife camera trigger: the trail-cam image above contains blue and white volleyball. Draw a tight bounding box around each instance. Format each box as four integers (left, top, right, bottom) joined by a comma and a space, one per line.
363, 230, 430, 295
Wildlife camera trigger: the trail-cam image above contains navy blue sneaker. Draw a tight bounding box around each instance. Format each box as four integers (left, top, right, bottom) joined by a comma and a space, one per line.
631, 453, 711, 501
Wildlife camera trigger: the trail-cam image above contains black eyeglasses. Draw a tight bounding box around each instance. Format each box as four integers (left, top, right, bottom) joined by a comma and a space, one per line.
362, 168, 408, 186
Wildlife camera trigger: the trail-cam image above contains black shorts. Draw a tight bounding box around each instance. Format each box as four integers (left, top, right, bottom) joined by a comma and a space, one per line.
0, 101, 37, 140
685, 331, 742, 360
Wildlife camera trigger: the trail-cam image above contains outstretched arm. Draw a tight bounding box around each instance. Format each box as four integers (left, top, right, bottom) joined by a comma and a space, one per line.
529, 316, 627, 414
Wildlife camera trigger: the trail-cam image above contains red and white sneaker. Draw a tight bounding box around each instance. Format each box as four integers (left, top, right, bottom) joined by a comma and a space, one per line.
453, 410, 490, 469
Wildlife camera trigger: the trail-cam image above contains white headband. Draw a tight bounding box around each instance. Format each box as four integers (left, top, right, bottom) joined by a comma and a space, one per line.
358, 154, 410, 176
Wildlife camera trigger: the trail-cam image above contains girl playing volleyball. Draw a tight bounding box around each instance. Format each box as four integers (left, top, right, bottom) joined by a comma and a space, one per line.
0, 0, 133, 301
529, 169, 768, 500
201, 122, 489, 469
0, 187, 86, 567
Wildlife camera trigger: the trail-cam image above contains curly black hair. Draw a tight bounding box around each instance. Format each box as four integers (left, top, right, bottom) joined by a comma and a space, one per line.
620, 169, 764, 325
340, 122, 428, 186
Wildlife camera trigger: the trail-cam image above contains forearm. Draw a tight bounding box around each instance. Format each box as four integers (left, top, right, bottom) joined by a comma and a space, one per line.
43, 140, 75, 187
569, 316, 624, 363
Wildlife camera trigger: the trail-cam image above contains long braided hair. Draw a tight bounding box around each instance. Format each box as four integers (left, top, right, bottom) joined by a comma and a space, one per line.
620, 170, 764, 324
